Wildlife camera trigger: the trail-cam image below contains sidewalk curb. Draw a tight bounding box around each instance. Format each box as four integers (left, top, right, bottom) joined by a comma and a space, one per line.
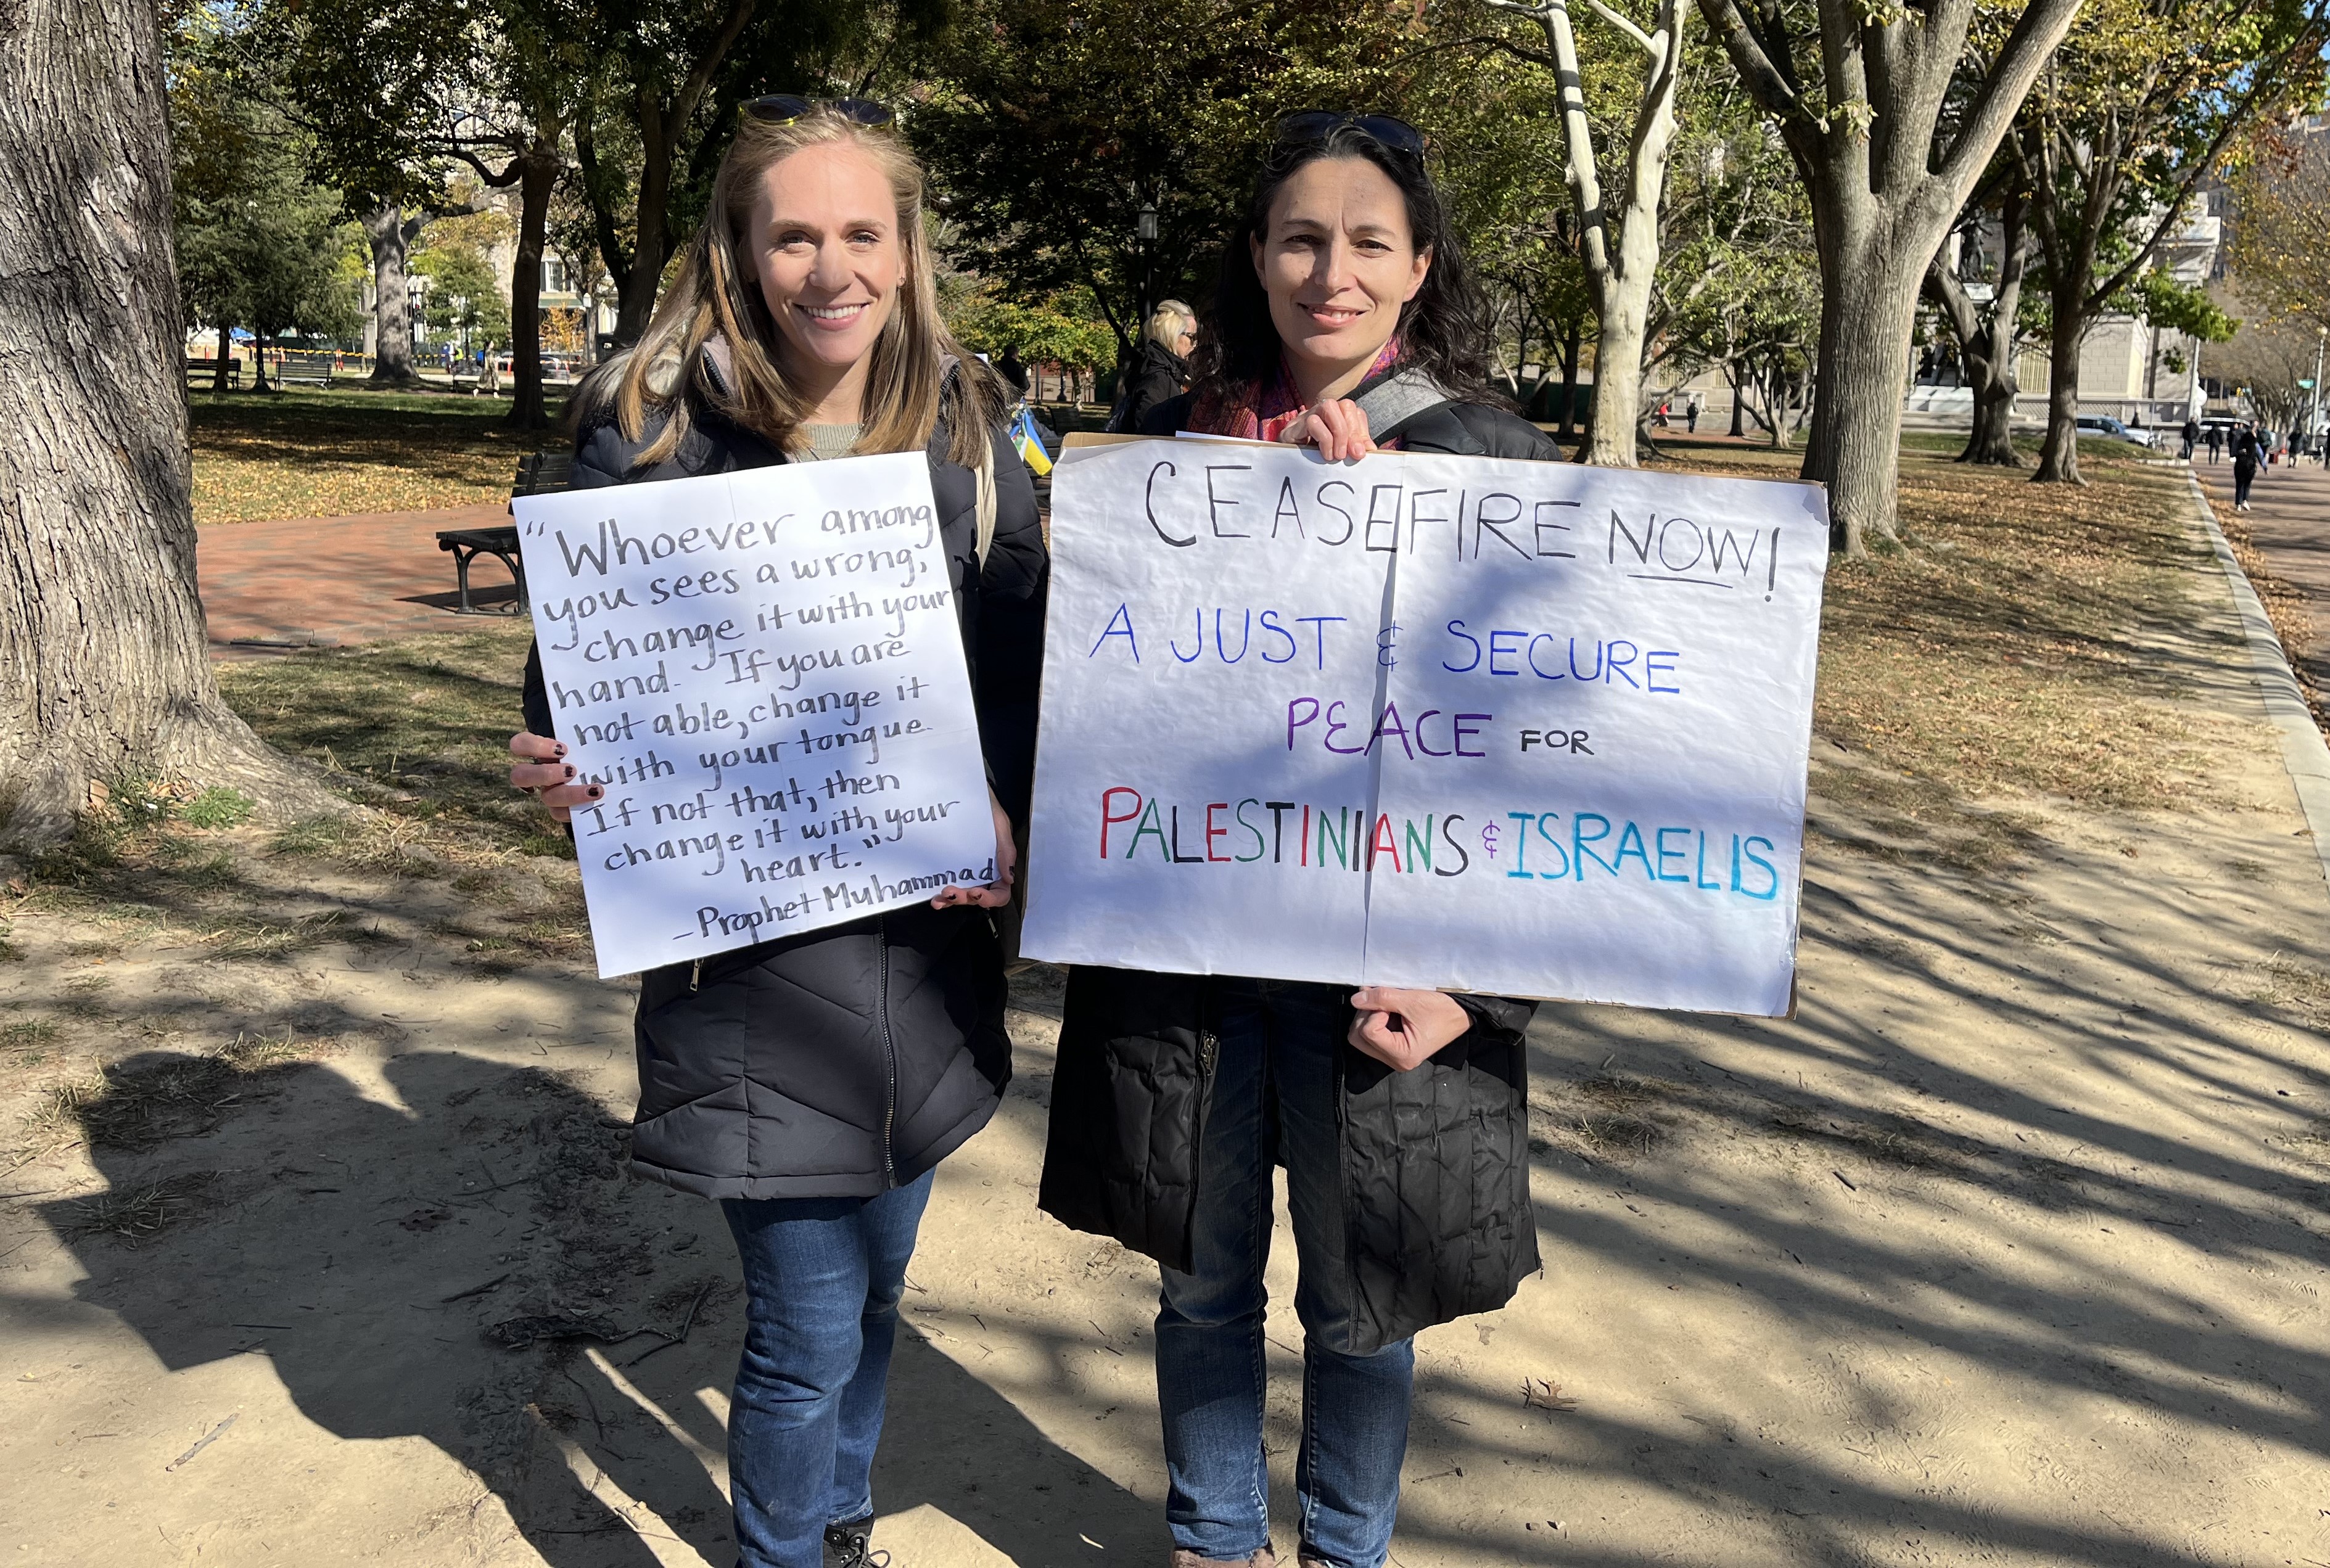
2183, 471, 2330, 895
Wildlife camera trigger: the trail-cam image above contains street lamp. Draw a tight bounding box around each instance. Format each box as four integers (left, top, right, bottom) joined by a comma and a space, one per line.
1135, 200, 1160, 348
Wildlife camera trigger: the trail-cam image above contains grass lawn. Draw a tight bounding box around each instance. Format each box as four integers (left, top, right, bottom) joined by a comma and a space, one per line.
0, 430, 2213, 1099
213, 620, 558, 860
194, 435, 2197, 864
1642, 435, 2204, 870
189, 384, 571, 527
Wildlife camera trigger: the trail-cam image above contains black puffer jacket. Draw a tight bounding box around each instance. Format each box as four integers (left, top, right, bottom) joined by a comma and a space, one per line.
1108, 338, 1190, 435
523, 369, 1048, 1202
1039, 380, 1555, 1354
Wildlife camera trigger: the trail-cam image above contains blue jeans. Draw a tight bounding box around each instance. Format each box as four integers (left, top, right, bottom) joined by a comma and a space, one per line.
721, 1171, 934, 1568
1156, 978, 1416, 1568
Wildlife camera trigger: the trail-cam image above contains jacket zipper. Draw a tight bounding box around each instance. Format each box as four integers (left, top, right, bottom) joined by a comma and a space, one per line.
876, 916, 898, 1188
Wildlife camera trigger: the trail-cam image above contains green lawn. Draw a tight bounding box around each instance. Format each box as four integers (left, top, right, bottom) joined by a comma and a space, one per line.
189, 383, 571, 526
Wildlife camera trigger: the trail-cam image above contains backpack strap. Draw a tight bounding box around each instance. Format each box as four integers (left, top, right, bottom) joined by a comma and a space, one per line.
1352, 367, 1459, 443
936, 352, 997, 567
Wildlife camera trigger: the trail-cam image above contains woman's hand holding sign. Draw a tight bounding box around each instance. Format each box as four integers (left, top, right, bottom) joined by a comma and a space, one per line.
1346, 987, 1470, 1071
509, 730, 596, 823
1279, 398, 1376, 462
928, 787, 1018, 910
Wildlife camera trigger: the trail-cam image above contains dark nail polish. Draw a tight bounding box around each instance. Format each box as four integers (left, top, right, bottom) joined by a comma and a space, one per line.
564, 765, 576, 779
588, 786, 603, 797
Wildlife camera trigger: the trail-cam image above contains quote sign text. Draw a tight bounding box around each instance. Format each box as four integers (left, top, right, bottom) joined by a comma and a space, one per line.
515, 455, 995, 977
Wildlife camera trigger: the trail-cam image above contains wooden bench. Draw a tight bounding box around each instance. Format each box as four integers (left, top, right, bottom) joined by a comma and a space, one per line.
186, 357, 241, 389
434, 452, 572, 613
275, 351, 336, 387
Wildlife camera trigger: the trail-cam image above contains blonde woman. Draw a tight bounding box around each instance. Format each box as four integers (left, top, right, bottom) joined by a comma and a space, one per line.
504, 97, 1045, 1568
1108, 297, 1198, 433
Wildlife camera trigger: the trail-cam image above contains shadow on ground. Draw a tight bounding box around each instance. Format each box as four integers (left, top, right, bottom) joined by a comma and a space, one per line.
31, 1048, 1153, 1568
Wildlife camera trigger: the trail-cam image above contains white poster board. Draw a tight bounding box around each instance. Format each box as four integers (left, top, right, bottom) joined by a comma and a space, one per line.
1019, 437, 1829, 1016
514, 455, 997, 978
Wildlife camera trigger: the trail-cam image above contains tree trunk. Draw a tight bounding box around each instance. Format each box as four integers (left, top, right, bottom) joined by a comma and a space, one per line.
1727, 361, 1746, 437
252, 330, 272, 392
1803, 211, 1922, 554
2032, 280, 2086, 484
1963, 369, 2019, 466
1586, 281, 1649, 466
1929, 195, 2030, 467
506, 137, 559, 432
0, 0, 331, 845
364, 203, 425, 385
612, 123, 671, 346
1518, 0, 1685, 468
1694, 0, 2084, 551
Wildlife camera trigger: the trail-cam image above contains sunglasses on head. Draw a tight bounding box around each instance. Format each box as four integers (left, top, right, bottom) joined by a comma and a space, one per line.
744, 94, 895, 127
1274, 111, 1425, 156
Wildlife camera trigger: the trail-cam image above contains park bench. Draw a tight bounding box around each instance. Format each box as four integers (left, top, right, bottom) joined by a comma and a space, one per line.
184, 357, 241, 389
275, 350, 336, 387
434, 451, 570, 614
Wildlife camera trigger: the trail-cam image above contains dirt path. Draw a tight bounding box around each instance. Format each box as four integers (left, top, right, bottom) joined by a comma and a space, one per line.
2195, 458, 2330, 728
4, 480, 2328, 1567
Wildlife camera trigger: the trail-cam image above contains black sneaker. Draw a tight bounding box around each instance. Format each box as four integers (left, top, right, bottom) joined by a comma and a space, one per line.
824, 1518, 890, 1568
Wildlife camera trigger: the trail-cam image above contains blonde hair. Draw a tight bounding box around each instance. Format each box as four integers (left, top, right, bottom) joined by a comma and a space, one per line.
1145, 299, 1196, 350
597, 107, 998, 470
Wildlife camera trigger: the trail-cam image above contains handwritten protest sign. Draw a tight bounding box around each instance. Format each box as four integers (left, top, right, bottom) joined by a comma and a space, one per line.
514, 455, 997, 978
1019, 437, 1829, 1016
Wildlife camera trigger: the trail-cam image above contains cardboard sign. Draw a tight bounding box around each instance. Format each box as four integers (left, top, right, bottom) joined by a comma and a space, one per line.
514, 454, 997, 978
1019, 437, 1829, 1016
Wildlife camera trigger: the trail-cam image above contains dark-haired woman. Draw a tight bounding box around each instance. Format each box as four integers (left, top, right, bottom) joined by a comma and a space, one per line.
1039, 115, 1554, 1568
504, 101, 1045, 1568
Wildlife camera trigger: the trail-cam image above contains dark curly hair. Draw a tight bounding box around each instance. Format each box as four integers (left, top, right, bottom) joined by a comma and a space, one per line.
1192, 120, 1507, 411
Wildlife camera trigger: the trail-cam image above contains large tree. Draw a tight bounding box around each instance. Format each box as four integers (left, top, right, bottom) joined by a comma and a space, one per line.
1924, 176, 2036, 466
2015, 0, 2328, 484
1, 0, 324, 845
1425, 49, 1597, 429
2226, 129, 2330, 336
918, 0, 1418, 363
1476, 0, 1690, 466
588, 0, 759, 345
248, 0, 477, 383
1694, 0, 2083, 554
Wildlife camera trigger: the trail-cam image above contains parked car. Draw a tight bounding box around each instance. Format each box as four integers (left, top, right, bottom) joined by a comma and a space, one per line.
2076, 413, 2154, 448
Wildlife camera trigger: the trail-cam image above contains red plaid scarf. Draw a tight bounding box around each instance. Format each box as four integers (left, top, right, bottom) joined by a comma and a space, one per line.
1188, 340, 1404, 445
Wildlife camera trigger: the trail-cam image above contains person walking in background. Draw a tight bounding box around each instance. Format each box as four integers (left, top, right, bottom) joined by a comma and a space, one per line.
1108, 298, 1198, 434
2233, 421, 2262, 511
1687, 393, 1701, 433
2180, 415, 2199, 460
503, 98, 1047, 1568
2207, 422, 2225, 462
1044, 111, 1557, 1568
996, 345, 1029, 399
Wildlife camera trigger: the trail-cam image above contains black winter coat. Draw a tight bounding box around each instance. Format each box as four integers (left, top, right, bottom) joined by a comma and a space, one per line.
1109, 339, 1190, 435
1040, 379, 1557, 1354
522, 376, 1048, 1202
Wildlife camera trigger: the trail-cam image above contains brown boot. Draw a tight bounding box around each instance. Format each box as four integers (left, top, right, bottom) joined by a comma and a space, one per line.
1169, 1548, 1277, 1568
